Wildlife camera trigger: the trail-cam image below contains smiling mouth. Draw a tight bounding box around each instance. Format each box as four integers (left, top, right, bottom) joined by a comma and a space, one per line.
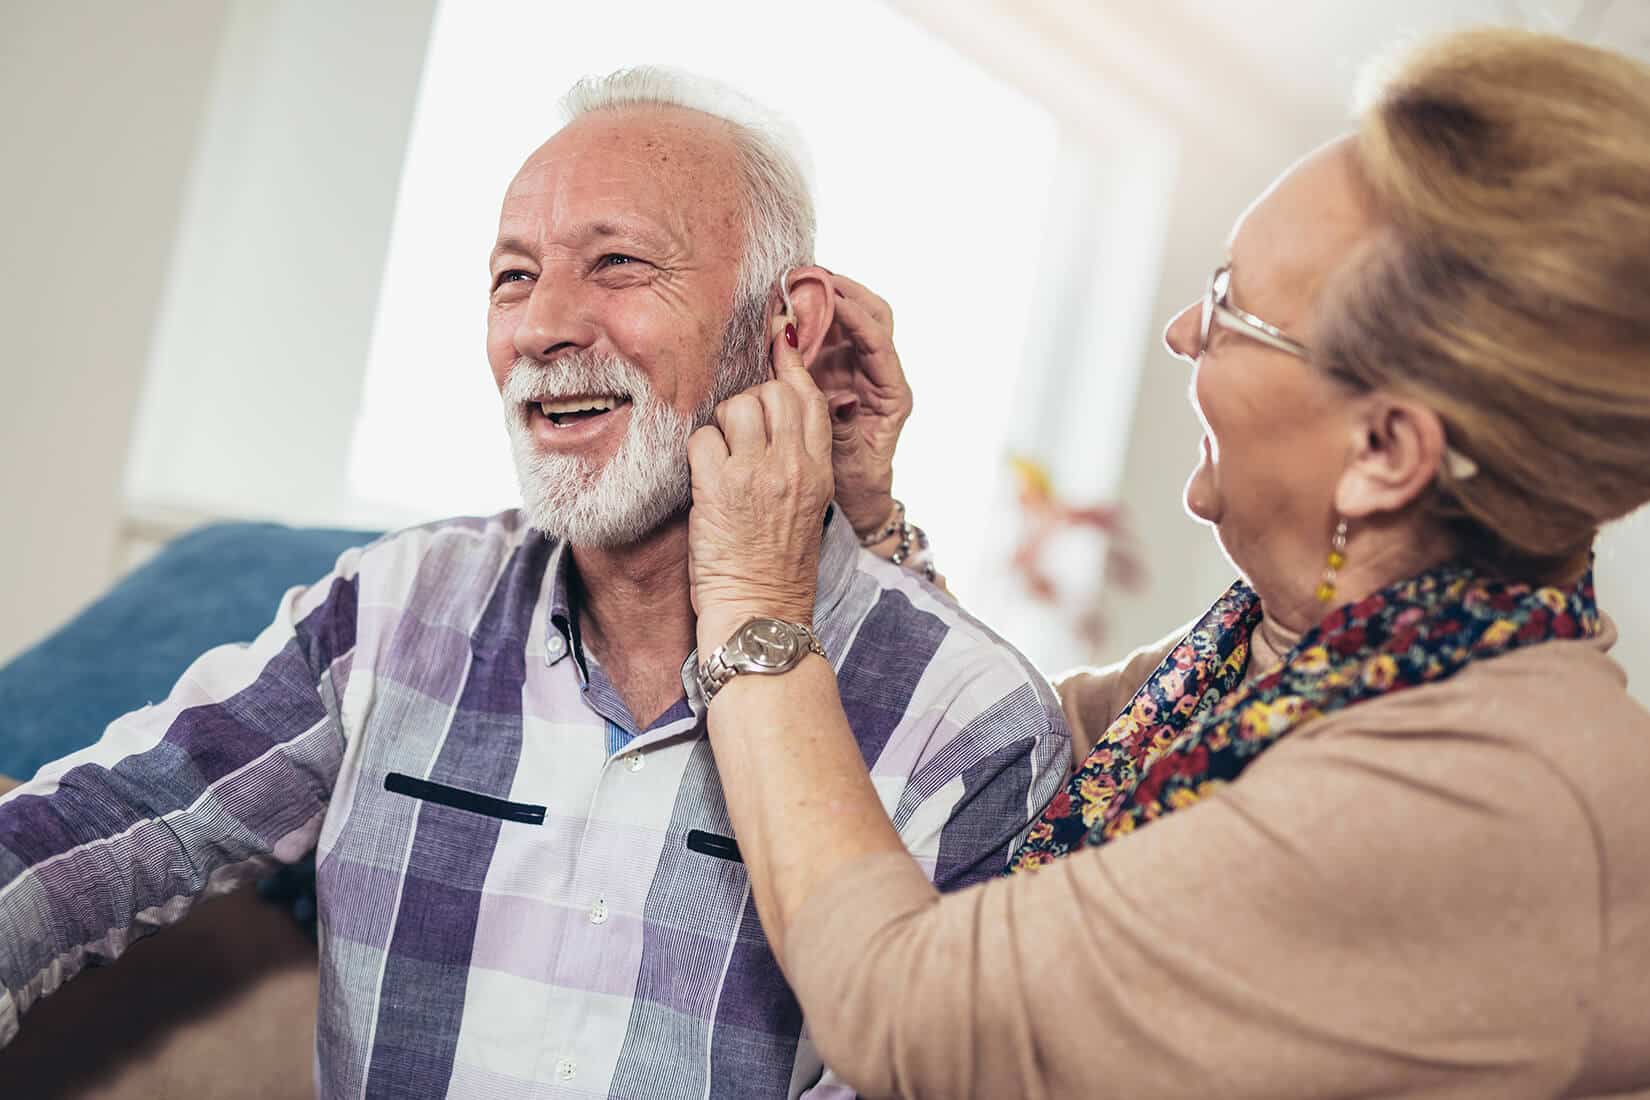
534, 394, 633, 427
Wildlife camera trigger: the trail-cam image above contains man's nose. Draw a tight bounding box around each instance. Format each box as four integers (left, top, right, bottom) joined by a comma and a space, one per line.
513, 266, 599, 362
1163, 300, 1200, 365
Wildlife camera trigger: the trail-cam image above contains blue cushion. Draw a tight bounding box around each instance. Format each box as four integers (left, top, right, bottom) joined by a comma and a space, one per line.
0, 522, 380, 780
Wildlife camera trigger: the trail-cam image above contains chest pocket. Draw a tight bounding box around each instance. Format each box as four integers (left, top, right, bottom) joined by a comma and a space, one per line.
383, 771, 546, 824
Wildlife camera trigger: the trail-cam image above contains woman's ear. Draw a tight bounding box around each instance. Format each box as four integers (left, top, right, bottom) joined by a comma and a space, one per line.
1334, 395, 1449, 519
778, 265, 835, 368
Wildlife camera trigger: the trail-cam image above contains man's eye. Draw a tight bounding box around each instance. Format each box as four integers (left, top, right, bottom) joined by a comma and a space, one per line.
599, 254, 640, 269
493, 270, 533, 290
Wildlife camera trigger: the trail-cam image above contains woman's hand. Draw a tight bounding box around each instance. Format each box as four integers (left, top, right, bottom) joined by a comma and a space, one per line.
688, 315, 906, 968
688, 314, 836, 654
809, 274, 913, 539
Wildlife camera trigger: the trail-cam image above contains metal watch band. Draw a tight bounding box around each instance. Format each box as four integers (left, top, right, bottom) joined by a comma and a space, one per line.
696, 621, 825, 706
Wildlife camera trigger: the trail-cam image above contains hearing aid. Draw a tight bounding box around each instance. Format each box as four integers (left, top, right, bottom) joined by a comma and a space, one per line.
778, 267, 797, 324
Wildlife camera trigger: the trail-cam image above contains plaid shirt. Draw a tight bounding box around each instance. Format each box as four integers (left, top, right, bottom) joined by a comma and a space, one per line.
0, 509, 1068, 1098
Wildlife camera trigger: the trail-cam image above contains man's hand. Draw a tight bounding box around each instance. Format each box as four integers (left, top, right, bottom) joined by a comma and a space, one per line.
688, 313, 835, 655
808, 275, 912, 538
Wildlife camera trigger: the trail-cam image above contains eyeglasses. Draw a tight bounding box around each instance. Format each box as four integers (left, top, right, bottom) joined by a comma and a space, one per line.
1193, 263, 1479, 480
1197, 264, 1310, 360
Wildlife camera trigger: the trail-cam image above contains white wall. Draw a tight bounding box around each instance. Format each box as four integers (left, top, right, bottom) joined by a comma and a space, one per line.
125, 0, 437, 531
0, 2, 232, 663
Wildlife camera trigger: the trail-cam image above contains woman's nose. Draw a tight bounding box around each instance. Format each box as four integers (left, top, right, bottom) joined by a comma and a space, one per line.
1163, 300, 1201, 365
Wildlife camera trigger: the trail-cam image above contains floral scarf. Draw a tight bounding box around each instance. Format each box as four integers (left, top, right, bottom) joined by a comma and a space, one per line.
1009, 562, 1599, 872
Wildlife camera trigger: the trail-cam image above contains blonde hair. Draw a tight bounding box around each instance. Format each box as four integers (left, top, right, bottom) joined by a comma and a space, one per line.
1319, 28, 1650, 582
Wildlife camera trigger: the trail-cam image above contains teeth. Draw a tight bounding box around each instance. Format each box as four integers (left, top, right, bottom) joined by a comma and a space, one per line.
539, 395, 624, 416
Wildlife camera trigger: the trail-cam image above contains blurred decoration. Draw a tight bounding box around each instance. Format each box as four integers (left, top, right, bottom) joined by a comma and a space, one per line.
1007, 454, 1145, 655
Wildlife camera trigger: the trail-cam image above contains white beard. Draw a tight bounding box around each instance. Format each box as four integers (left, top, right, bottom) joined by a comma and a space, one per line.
501, 298, 768, 548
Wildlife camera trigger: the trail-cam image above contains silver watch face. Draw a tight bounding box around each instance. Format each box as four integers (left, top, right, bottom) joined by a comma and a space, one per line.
733, 618, 802, 670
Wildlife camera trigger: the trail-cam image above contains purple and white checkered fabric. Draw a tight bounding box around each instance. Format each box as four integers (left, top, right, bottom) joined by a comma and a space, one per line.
0, 509, 1068, 1098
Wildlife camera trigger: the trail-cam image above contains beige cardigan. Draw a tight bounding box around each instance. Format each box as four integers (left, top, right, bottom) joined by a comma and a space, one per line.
786, 617, 1650, 1099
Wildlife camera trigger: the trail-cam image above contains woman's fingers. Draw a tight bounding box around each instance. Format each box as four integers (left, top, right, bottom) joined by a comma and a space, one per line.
687, 316, 834, 652
829, 295, 909, 396
829, 273, 894, 336
771, 313, 821, 393
767, 314, 832, 459
715, 391, 769, 450
687, 422, 730, 473
754, 379, 800, 444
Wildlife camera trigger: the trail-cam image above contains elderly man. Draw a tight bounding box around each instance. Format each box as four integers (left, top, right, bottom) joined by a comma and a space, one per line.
0, 68, 1067, 1098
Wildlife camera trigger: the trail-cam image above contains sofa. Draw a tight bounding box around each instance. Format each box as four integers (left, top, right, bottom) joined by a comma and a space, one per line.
0, 522, 378, 1099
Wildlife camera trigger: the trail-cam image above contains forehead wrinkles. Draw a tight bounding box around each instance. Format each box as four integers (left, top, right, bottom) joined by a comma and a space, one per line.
501, 111, 745, 257
499, 162, 687, 255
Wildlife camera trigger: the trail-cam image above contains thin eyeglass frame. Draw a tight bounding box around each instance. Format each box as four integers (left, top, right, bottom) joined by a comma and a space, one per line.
1196, 263, 1479, 479
1199, 264, 1311, 359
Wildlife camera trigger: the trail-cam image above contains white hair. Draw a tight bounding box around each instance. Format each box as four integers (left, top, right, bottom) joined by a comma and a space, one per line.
501, 310, 770, 547
560, 66, 816, 309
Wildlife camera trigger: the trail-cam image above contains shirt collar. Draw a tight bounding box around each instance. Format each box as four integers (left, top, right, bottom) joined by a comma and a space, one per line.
810, 504, 860, 629
543, 537, 583, 673
540, 507, 861, 693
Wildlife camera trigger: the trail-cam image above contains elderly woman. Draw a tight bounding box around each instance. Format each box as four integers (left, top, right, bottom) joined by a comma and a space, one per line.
684, 28, 1650, 1100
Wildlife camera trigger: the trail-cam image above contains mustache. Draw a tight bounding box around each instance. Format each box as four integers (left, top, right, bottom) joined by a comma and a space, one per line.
500, 351, 653, 405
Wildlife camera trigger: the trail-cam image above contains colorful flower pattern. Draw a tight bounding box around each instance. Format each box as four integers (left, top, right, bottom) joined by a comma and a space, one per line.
1008, 563, 1599, 873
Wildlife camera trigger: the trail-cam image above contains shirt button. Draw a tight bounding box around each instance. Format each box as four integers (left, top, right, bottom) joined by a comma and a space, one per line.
624, 751, 644, 772
546, 635, 566, 658
588, 897, 608, 925
555, 1057, 576, 1082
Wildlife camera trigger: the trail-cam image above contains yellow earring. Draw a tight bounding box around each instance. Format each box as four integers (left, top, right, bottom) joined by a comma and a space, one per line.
1315, 517, 1349, 603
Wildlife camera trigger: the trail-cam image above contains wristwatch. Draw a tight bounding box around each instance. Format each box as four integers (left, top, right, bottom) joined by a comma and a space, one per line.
696, 618, 826, 705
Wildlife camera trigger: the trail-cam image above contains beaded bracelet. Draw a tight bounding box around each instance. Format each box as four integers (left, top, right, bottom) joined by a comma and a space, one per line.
888, 517, 913, 566
858, 499, 906, 547
910, 525, 937, 583
887, 519, 938, 582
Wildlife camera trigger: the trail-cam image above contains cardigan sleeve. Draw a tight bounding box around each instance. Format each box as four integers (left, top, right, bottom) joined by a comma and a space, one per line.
783, 716, 1602, 1100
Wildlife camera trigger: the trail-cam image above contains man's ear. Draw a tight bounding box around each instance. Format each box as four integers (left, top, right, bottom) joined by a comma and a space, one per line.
1333, 395, 1448, 520
778, 265, 835, 368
